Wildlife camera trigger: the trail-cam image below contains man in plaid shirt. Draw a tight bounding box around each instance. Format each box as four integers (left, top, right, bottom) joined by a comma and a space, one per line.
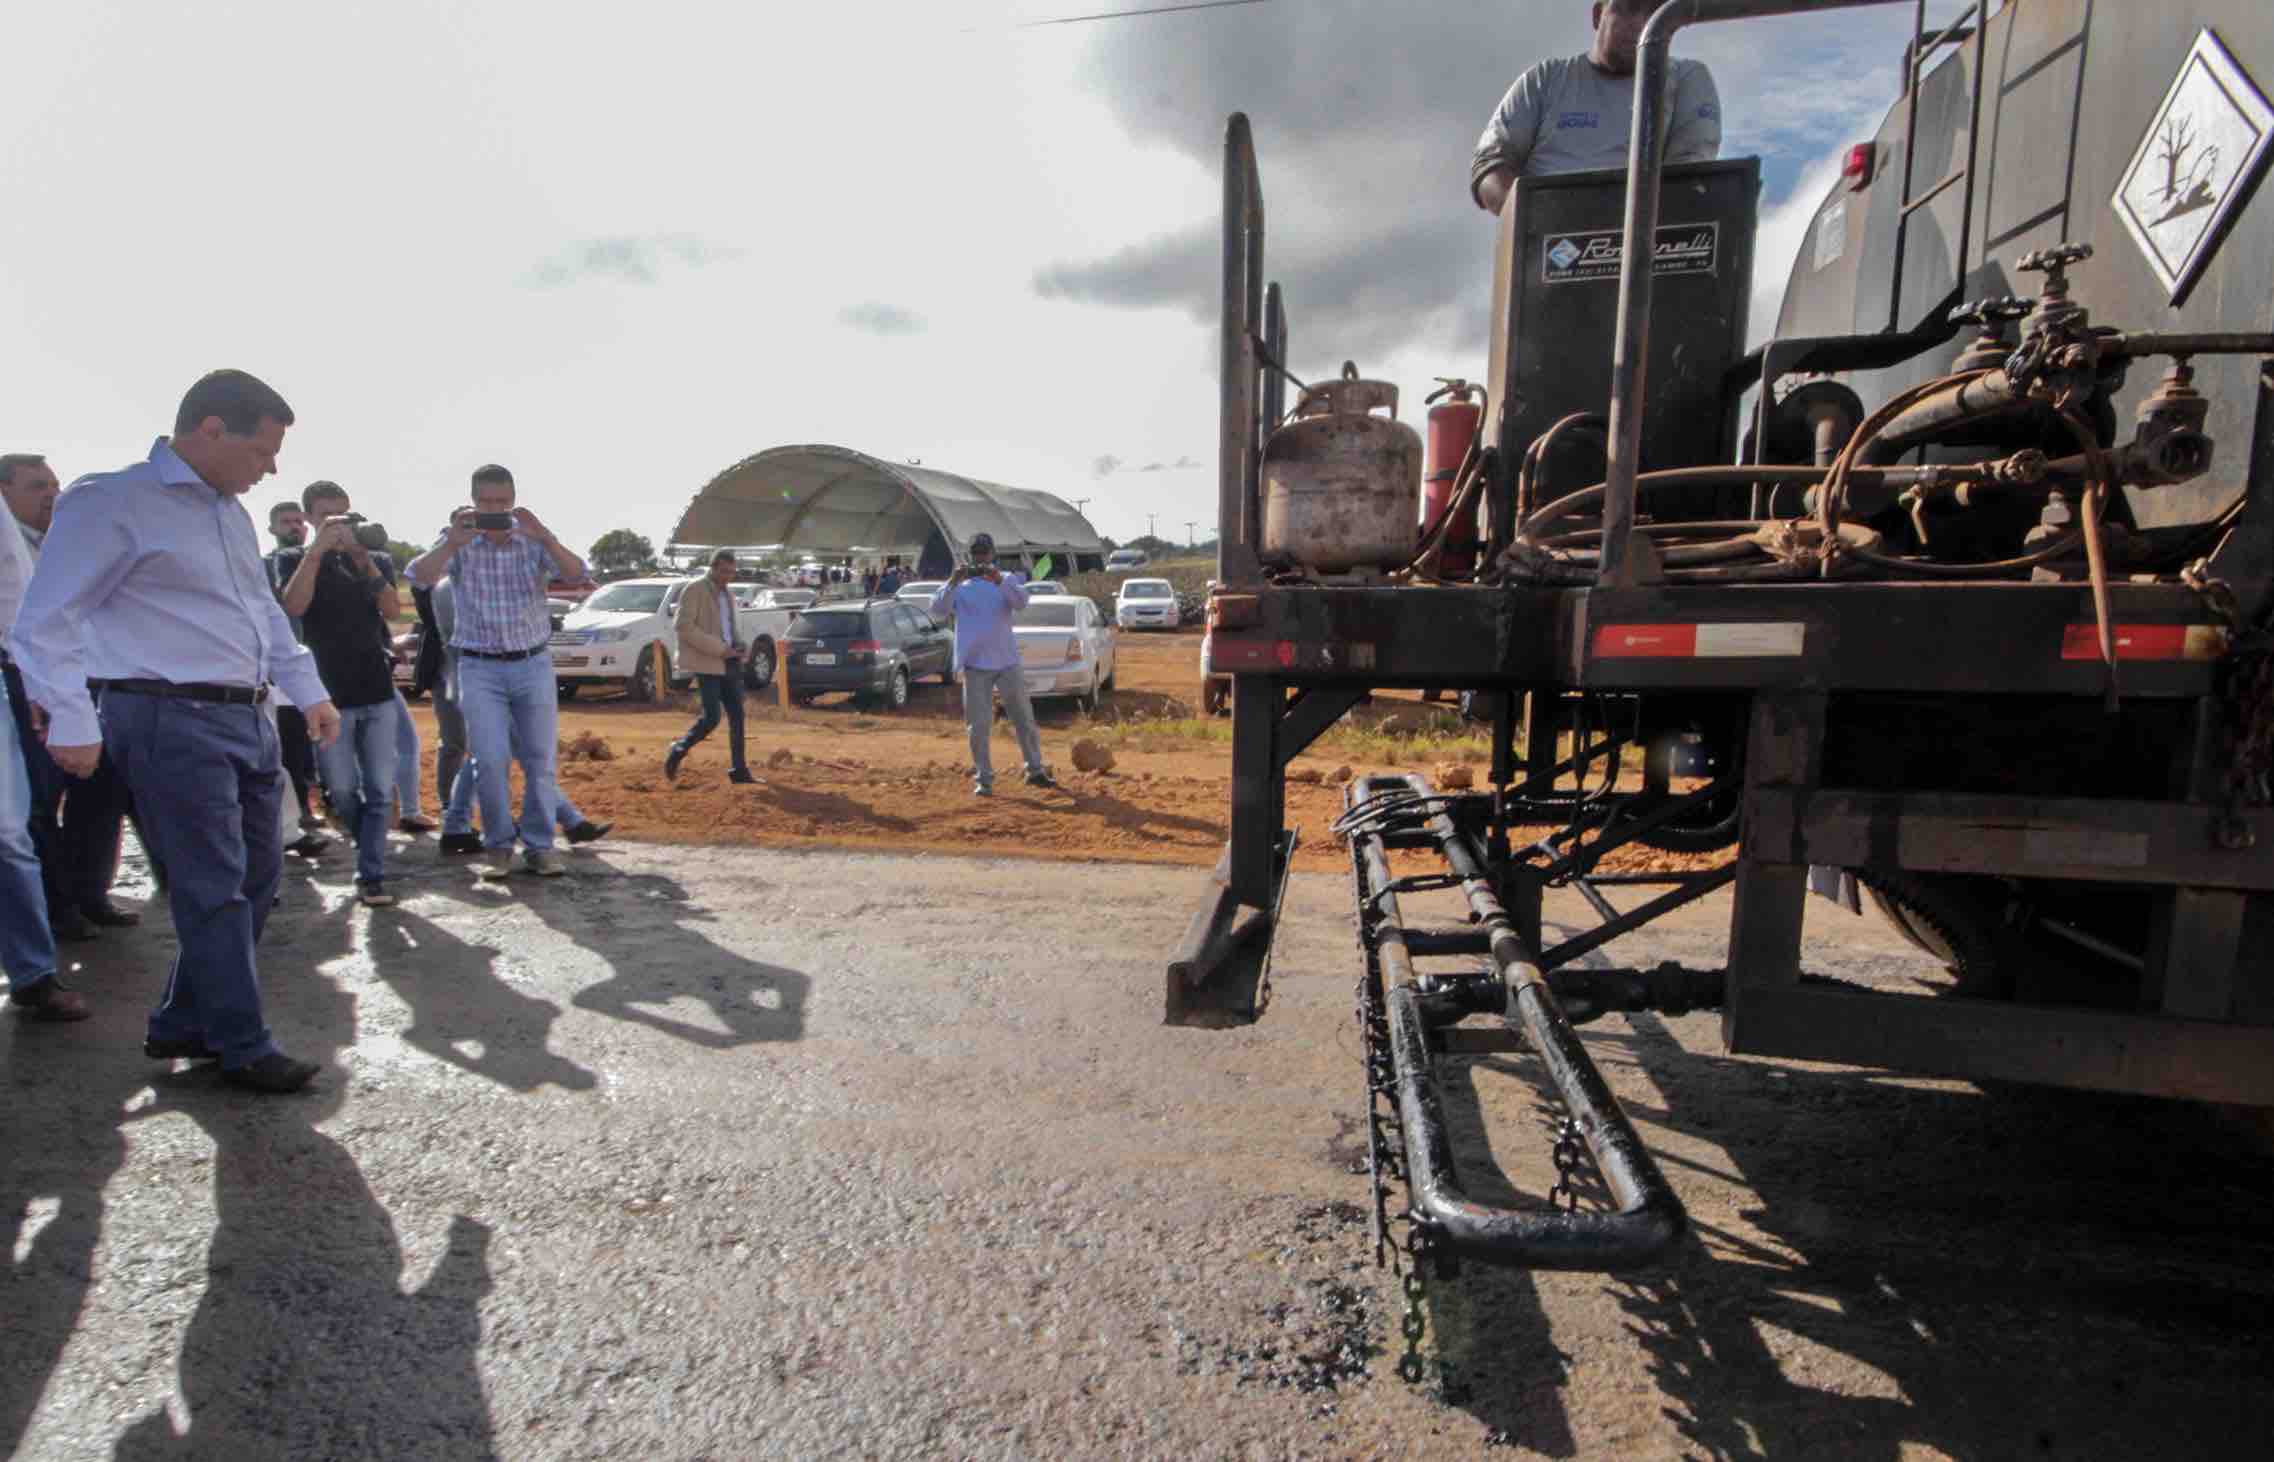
408, 464, 586, 879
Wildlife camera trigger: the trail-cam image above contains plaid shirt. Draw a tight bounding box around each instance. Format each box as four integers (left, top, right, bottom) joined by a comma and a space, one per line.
441, 532, 553, 653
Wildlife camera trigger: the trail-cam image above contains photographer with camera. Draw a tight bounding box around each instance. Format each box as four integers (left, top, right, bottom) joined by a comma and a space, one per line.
408, 464, 585, 879
280, 481, 408, 905
928, 531, 1055, 796
281, 482, 434, 836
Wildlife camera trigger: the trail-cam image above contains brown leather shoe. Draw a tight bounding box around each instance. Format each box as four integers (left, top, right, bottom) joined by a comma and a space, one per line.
10, 979, 90, 1022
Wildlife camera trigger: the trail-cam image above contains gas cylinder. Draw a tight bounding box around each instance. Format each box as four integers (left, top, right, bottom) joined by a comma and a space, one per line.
1260, 362, 1422, 574
1421, 378, 1482, 578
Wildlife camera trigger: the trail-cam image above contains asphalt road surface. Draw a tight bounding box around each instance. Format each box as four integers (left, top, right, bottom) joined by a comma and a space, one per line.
5, 843, 2270, 1459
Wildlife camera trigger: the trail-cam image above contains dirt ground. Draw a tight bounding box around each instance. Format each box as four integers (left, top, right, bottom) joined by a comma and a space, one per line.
450, 629, 1696, 879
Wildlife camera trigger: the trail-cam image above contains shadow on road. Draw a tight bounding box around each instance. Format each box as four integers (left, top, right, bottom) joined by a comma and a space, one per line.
489, 859, 812, 1050
1420, 1005, 2274, 1459
0, 1007, 135, 1458
363, 907, 597, 1092
135, 888, 495, 1458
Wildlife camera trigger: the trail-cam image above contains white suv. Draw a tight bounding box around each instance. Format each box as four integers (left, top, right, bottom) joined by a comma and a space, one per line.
552, 577, 690, 701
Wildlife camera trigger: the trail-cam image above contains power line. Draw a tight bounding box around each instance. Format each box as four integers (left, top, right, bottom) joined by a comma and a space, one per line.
990, 0, 1274, 32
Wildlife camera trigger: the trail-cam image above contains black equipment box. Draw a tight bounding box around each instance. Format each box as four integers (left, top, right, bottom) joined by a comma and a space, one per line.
1486, 158, 1760, 525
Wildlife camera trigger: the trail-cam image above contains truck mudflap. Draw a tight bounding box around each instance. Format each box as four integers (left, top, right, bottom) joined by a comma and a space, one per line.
1164, 831, 1298, 1027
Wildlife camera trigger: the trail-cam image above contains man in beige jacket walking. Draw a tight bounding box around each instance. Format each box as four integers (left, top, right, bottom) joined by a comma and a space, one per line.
665, 550, 755, 783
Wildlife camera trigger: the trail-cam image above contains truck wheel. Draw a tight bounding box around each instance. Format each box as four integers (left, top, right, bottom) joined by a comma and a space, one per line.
883, 667, 910, 711
558, 683, 581, 702
745, 639, 777, 690
626, 644, 662, 703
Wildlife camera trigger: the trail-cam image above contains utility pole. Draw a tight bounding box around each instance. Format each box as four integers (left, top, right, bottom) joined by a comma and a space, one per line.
1147, 513, 1158, 543
1185, 521, 1197, 547
1071, 497, 1092, 516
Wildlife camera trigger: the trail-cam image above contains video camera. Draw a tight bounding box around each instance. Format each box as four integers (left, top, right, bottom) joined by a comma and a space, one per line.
339, 512, 391, 551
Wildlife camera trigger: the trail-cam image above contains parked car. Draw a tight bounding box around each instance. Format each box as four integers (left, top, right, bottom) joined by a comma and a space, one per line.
1104, 548, 1149, 572
895, 581, 946, 608
1022, 580, 1066, 598
782, 600, 954, 710
747, 586, 817, 612
1011, 596, 1116, 713
551, 576, 689, 701
1114, 577, 1180, 630
391, 622, 425, 698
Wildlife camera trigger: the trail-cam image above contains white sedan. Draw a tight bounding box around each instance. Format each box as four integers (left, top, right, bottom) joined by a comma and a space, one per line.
1114, 577, 1179, 631
1009, 595, 1116, 712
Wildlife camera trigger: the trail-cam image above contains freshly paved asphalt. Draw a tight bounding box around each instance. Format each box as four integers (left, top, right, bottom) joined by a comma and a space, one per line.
5, 842, 2269, 1458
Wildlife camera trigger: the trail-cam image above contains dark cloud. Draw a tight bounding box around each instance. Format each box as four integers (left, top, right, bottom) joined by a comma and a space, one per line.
1092, 454, 1123, 478
1136, 455, 1201, 473
1033, 0, 1923, 367
838, 301, 928, 336
525, 234, 740, 288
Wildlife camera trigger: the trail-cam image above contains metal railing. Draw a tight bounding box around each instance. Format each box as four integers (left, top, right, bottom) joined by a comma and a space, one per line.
1888, 0, 1991, 331
1219, 114, 1269, 587
1599, 0, 1914, 588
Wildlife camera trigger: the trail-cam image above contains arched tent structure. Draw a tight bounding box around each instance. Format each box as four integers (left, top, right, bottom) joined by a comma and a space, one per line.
666, 445, 1106, 578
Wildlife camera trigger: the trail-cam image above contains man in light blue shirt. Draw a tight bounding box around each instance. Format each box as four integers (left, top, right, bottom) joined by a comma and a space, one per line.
928, 531, 1055, 795
11, 370, 340, 1092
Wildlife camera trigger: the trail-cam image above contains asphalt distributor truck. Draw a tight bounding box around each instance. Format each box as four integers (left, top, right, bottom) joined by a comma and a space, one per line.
1169, 0, 2274, 1286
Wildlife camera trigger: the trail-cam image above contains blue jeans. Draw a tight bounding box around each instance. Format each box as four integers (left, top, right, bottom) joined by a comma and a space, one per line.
960, 666, 1044, 786
457, 652, 560, 851
318, 698, 405, 883
393, 691, 423, 817
101, 691, 283, 1069
443, 757, 583, 836
0, 694, 58, 996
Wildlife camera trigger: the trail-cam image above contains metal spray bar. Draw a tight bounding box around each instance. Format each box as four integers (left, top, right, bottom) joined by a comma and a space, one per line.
1600, 0, 1912, 587
1353, 775, 1686, 1270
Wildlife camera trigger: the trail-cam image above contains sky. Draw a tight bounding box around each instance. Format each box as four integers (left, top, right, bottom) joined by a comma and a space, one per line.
0, 0, 1966, 555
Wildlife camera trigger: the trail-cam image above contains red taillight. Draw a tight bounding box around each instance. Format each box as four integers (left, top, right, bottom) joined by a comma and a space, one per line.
849, 638, 883, 654
1842, 143, 1874, 191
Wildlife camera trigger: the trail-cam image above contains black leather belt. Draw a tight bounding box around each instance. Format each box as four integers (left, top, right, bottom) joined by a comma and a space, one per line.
459, 644, 550, 661
94, 678, 269, 705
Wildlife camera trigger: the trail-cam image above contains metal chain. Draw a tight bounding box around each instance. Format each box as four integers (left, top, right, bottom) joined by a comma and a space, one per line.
1351, 833, 1437, 1389
1397, 1225, 1432, 1383
1546, 1116, 1585, 1211
2184, 563, 2274, 847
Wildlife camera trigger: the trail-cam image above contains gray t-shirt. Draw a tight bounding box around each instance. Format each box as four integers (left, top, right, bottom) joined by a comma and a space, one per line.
1470, 54, 1722, 205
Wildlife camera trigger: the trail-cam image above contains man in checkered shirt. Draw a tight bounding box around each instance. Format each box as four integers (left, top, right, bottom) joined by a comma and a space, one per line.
408, 463, 587, 879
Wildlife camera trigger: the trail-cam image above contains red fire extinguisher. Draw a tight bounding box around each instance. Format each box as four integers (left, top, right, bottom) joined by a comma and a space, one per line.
1422, 378, 1482, 579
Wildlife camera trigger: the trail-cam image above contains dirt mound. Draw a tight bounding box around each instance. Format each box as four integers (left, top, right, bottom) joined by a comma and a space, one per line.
1071, 739, 1115, 773
561, 731, 615, 762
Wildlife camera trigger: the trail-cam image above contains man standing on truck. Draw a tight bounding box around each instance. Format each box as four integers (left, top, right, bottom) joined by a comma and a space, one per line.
1470, 0, 1722, 215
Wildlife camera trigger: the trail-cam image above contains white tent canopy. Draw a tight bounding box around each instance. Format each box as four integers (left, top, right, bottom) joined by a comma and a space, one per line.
666, 445, 1105, 572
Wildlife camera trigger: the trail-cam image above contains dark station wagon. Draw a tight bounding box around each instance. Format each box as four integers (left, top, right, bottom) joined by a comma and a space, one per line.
783, 601, 954, 710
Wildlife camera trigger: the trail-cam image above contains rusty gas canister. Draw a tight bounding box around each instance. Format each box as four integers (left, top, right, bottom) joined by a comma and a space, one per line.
1260, 362, 1423, 574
